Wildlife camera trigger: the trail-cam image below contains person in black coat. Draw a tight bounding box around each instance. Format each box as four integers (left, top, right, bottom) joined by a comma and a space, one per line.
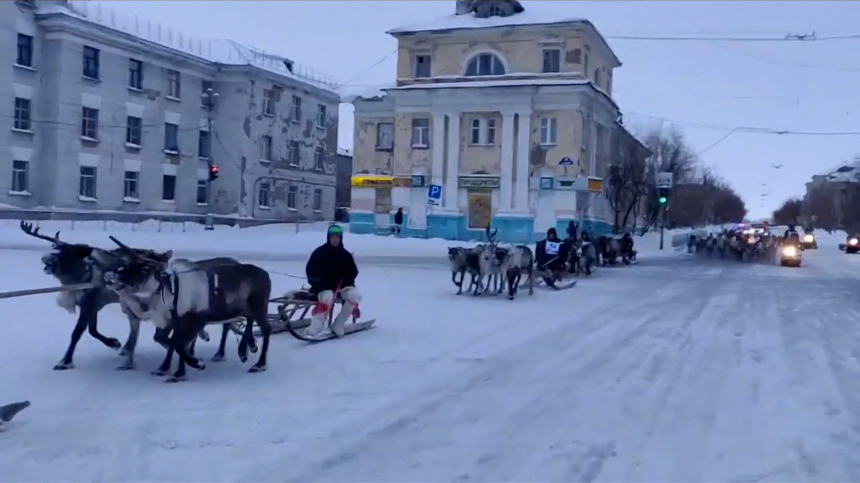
535, 228, 565, 288
393, 208, 404, 235
304, 224, 361, 338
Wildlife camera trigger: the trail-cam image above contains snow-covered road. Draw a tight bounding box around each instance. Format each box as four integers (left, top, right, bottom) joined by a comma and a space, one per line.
2, 246, 860, 482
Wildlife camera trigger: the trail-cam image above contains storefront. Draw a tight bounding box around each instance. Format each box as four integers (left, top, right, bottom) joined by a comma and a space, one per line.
348, 175, 393, 234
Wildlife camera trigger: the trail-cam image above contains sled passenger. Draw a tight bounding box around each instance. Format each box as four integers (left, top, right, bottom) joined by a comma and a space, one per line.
304, 224, 361, 338
535, 228, 565, 289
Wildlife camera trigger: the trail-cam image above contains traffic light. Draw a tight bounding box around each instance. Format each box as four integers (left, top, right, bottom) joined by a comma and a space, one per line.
658, 187, 670, 205
208, 164, 219, 181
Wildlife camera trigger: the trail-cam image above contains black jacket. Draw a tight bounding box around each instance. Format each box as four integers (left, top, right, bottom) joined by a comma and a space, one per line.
305, 241, 358, 293
394, 210, 404, 225
535, 238, 564, 268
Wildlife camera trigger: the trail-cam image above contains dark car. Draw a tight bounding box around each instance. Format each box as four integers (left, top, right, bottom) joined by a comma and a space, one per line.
844, 234, 860, 254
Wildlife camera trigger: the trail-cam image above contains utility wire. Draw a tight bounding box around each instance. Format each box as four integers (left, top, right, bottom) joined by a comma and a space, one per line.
605, 32, 860, 42
624, 111, 860, 136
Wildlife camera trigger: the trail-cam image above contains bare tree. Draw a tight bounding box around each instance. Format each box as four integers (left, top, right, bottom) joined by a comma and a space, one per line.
607, 131, 649, 233
804, 183, 839, 231
640, 127, 700, 229
772, 197, 803, 225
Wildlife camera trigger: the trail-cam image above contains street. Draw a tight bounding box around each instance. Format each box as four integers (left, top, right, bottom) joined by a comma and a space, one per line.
3, 248, 860, 482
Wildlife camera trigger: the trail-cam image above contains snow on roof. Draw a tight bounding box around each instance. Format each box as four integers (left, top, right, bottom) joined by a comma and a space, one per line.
387, 5, 585, 35
814, 158, 860, 179
389, 78, 591, 90
40, 1, 340, 93
339, 84, 394, 103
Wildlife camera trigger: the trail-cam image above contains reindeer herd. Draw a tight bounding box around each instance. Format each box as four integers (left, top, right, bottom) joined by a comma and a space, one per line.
447, 228, 639, 300
686, 227, 793, 263
19, 221, 270, 383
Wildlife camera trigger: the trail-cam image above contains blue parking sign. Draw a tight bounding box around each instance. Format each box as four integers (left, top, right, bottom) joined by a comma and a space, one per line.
427, 184, 442, 206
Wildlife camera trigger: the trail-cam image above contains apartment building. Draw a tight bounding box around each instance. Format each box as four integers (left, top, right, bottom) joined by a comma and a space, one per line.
1, 0, 341, 220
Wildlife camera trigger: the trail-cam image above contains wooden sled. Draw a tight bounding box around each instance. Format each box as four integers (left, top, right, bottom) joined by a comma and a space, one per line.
228, 288, 375, 340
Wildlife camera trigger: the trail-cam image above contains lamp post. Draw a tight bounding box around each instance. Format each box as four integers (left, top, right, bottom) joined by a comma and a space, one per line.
201, 87, 219, 230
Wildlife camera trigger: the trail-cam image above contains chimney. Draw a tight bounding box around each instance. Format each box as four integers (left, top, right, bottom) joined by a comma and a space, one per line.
455, 0, 471, 15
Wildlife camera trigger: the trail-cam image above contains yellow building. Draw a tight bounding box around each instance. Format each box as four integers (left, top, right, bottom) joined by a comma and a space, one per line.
349, 0, 626, 242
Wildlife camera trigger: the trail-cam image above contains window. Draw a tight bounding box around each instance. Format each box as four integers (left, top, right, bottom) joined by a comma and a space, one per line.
289, 140, 300, 166
593, 69, 601, 87
79, 166, 96, 199
542, 49, 560, 73
13, 98, 31, 131
16, 34, 33, 68
486, 119, 497, 145
258, 182, 271, 208
488, 5, 503, 16
162, 174, 176, 201
11, 160, 28, 193
313, 188, 322, 212
583, 52, 589, 76
164, 123, 178, 152
263, 88, 275, 116
196, 179, 207, 205
123, 171, 139, 200
287, 185, 297, 209
82, 46, 99, 79
81, 107, 99, 140
465, 53, 505, 76
260, 135, 272, 161
376, 122, 394, 151
467, 190, 492, 229
167, 69, 181, 99
126, 116, 142, 146
291, 95, 302, 122
316, 104, 326, 129
128, 59, 143, 90
414, 55, 431, 78
314, 148, 324, 171
198, 130, 211, 158
470, 119, 481, 145
411, 118, 430, 148
539, 117, 558, 145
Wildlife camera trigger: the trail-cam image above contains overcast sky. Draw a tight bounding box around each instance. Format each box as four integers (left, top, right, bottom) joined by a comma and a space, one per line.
100, 0, 860, 219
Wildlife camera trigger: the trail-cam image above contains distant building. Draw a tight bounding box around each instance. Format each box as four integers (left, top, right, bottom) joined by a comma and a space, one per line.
347, 0, 626, 242
1, 0, 340, 221
335, 147, 352, 209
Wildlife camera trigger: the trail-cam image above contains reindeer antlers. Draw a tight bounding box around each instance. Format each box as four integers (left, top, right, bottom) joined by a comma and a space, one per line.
19, 221, 63, 245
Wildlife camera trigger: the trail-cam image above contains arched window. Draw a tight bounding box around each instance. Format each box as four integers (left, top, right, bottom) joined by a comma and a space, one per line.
465, 53, 506, 76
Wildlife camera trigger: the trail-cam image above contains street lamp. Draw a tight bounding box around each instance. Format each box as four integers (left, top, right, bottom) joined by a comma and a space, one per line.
201, 87, 219, 230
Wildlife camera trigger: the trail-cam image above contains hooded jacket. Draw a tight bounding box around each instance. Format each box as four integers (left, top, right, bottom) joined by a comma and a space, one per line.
305, 230, 359, 292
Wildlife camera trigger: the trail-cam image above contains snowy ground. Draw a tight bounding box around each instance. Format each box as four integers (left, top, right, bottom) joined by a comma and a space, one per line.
3, 230, 860, 481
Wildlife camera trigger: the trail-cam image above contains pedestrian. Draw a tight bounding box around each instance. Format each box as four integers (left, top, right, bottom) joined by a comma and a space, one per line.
392, 207, 404, 235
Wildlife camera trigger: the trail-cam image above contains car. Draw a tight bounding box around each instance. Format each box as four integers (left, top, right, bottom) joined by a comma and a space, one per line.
801, 232, 818, 249
846, 235, 860, 254
780, 244, 802, 267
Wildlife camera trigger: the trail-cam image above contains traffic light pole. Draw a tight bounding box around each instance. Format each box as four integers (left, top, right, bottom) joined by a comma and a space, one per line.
202, 87, 219, 231
659, 205, 666, 250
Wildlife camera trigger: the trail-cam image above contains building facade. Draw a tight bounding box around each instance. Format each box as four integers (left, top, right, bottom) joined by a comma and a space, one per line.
335, 147, 353, 208
1, 0, 340, 221
348, 0, 623, 242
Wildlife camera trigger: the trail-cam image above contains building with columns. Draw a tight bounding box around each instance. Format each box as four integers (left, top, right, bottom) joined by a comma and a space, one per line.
348, 0, 628, 242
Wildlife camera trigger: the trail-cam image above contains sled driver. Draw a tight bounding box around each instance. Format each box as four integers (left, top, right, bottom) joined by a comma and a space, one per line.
304, 224, 361, 339
535, 228, 565, 289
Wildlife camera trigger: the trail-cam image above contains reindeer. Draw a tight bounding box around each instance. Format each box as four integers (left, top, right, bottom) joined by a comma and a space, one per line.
498, 245, 535, 300
101, 238, 273, 382
447, 246, 482, 295
19, 221, 151, 370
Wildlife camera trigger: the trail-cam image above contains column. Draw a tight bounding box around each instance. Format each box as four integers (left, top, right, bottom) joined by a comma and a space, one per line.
498, 111, 516, 212
444, 112, 461, 210
430, 112, 446, 188
514, 111, 531, 212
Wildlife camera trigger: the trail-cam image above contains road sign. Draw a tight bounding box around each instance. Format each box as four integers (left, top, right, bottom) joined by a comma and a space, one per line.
559, 157, 575, 166
656, 172, 673, 189
427, 184, 442, 206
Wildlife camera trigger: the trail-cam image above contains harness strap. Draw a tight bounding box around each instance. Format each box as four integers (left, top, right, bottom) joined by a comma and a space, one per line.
169, 271, 179, 322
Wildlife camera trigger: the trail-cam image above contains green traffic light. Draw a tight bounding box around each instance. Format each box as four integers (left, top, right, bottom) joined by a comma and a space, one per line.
659, 197, 667, 204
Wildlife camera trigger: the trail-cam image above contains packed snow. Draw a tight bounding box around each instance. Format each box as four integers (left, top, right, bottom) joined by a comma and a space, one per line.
2, 225, 860, 481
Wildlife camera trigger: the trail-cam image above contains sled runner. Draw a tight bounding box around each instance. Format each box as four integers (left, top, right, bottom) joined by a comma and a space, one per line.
534, 278, 578, 290
228, 287, 375, 341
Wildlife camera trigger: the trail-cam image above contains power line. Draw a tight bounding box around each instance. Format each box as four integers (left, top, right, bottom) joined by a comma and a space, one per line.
605, 32, 860, 42
624, 111, 860, 136
707, 41, 860, 72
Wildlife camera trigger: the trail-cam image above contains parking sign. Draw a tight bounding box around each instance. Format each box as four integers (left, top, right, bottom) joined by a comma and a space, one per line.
427, 184, 442, 206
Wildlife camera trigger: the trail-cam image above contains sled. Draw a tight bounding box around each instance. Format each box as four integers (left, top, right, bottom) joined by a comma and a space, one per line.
228, 287, 375, 341
533, 273, 578, 290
